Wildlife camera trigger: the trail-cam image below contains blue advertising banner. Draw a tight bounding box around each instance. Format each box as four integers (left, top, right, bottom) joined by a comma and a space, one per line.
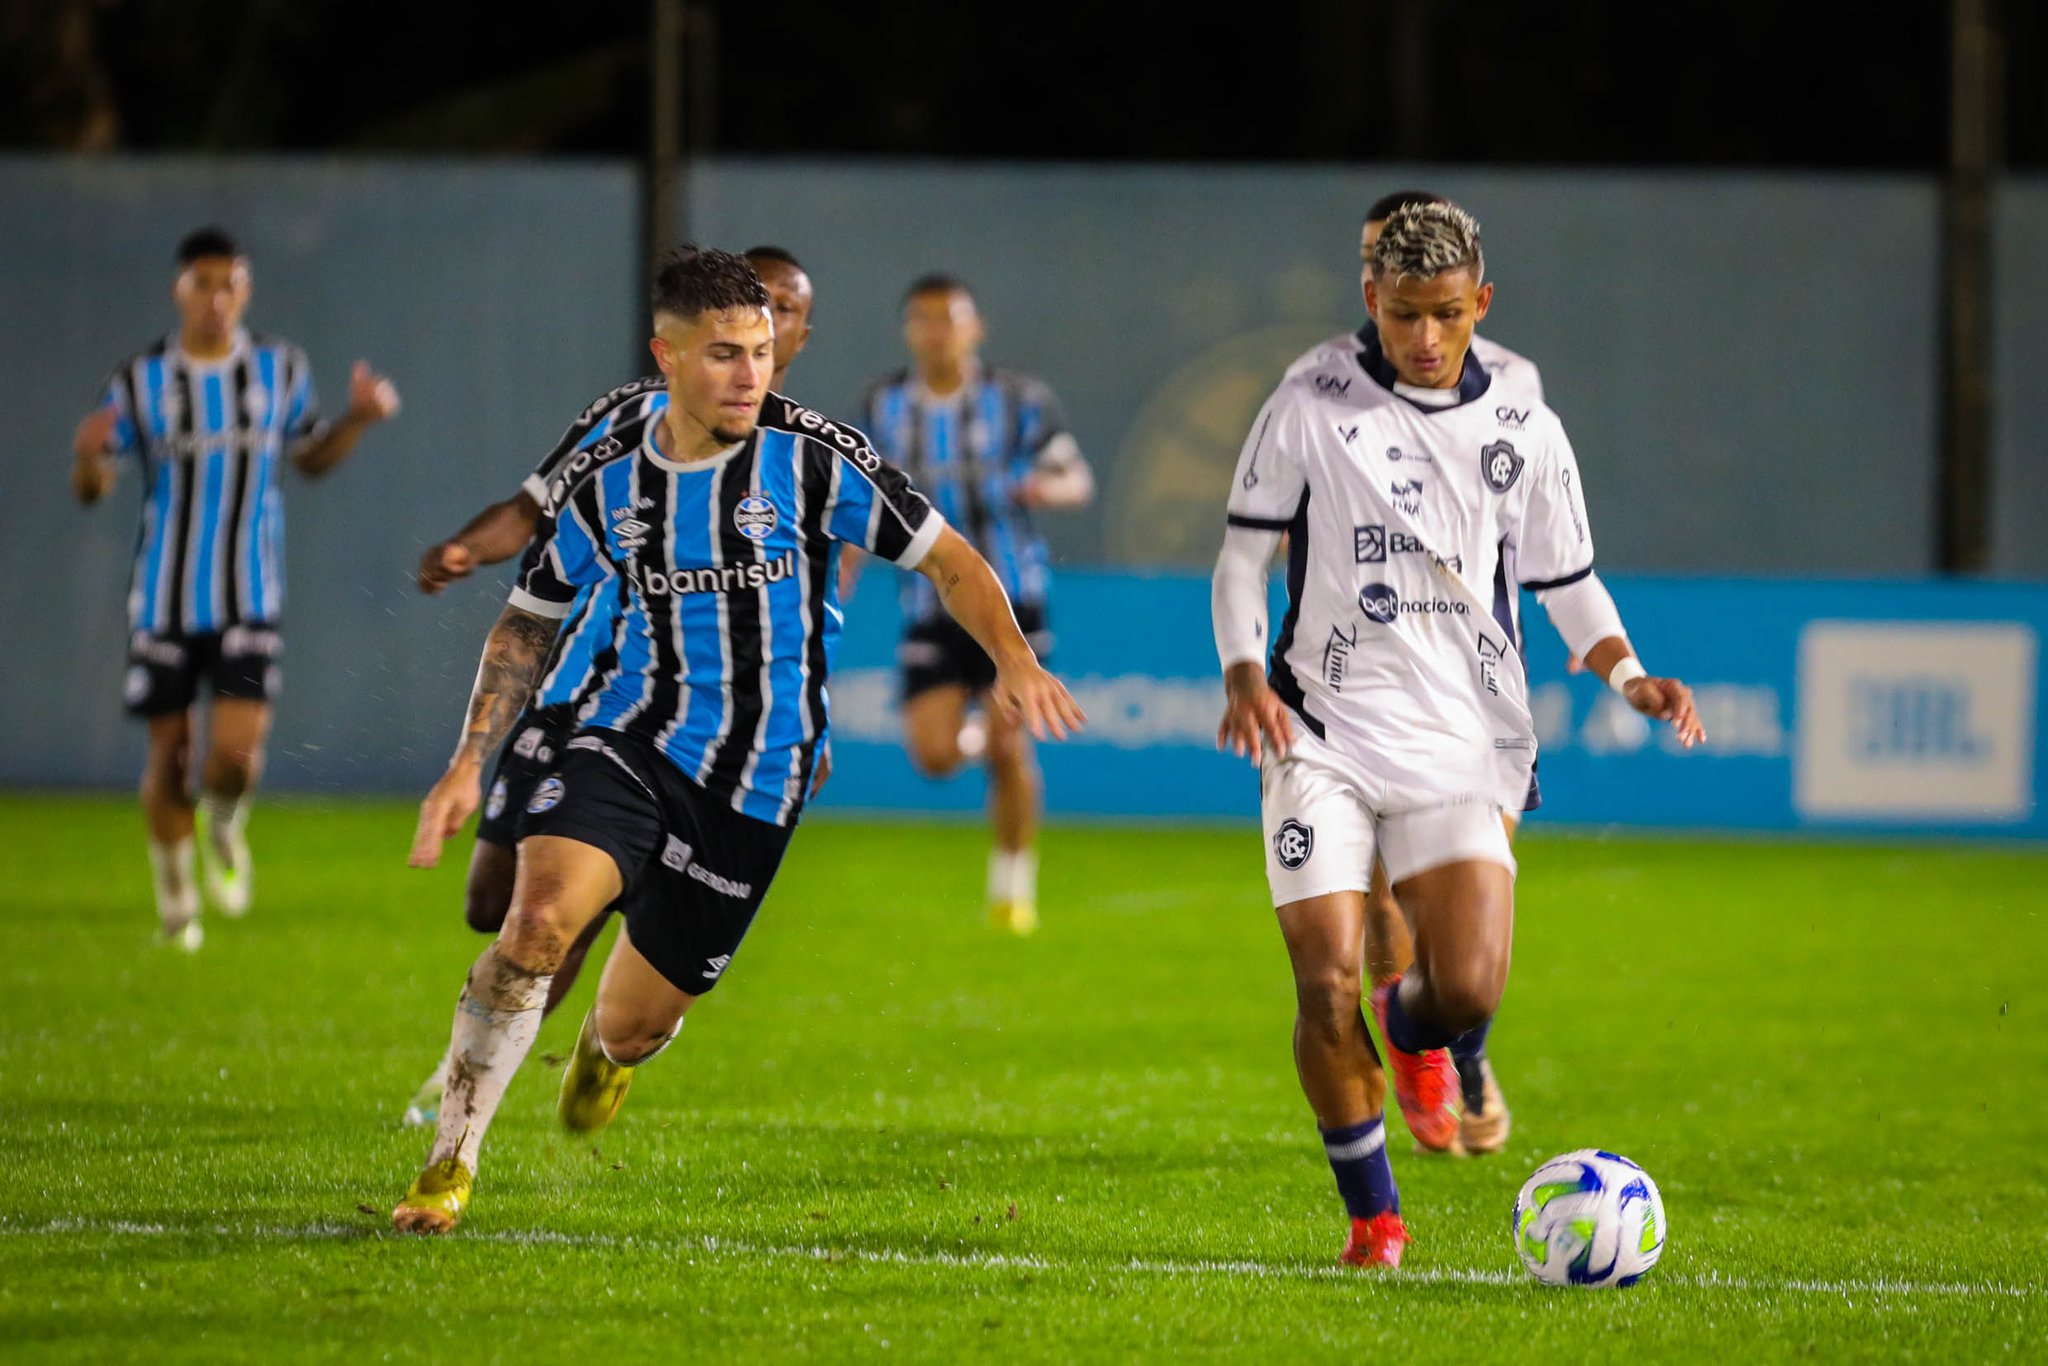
816, 571, 2046, 840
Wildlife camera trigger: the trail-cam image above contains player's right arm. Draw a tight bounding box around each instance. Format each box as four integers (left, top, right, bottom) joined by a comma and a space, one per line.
409, 471, 610, 868
416, 492, 542, 594
1212, 390, 1307, 765
70, 374, 138, 505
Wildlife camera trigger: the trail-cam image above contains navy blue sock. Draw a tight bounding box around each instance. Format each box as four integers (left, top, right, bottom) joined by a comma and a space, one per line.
1449, 1015, 1491, 1067
1382, 981, 1459, 1053
1320, 1117, 1399, 1219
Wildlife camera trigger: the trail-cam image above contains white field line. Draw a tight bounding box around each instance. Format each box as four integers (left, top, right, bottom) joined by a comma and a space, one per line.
3, 1218, 2041, 1301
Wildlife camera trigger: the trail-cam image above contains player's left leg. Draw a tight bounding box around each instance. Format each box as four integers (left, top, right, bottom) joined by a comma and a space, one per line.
1449, 813, 1519, 1154
140, 711, 201, 948
558, 924, 699, 1134
196, 626, 280, 918
1373, 809, 1516, 1069
981, 702, 1041, 935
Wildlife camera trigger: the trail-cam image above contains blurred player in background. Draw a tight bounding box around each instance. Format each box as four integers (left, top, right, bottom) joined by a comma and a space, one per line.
852, 275, 1093, 935
1213, 201, 1700, 1267
392, 246, 1082, 1233
69, 226, 399, 951
1285, 191, 1545, 1156
399, 246, 815, 1127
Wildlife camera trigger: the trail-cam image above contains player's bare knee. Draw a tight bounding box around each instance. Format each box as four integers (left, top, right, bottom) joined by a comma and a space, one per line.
1295, 969, 1363, 1045
1429, 975, 1500, 1037
464, 853, 516, 935
598, 1014, 681, 1067
497, 902, 574, 973
906, 736, 963, 778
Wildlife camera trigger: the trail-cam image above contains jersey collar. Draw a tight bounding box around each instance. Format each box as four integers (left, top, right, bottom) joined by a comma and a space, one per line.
1356, 328, 1491, 412
645, 414, 755, 474
168, 328, 252, 370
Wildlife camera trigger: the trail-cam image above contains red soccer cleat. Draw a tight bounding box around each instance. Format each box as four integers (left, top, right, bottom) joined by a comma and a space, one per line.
1341, 1211, 1412, 1268
1369, 977, 1461, 1151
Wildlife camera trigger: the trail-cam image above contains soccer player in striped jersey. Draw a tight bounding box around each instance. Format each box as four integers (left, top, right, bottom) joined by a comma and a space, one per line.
69, 226, 399, 950
1213, 202, 1700, 1267
1287, 191, 1546, 1156
391, 247, 1082, 1233
853, 275, 1094, 935
397, 246, 816, 1127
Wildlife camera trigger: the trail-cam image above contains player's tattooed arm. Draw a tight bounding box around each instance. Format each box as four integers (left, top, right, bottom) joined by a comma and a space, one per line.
410, 604, 560, 869
457, 606, 561, 764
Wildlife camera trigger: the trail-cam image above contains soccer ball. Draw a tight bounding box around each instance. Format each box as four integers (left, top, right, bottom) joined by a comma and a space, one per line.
1510, 1149, 1666, 1287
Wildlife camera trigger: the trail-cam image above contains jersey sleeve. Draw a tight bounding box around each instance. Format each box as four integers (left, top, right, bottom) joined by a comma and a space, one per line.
101, 370, 140, 458
1015, 377, 1080, 474
510, 481, 613, 618
520, 379, 659, 504
283, 348, 322, 441
819, 425, 945, 568
1223, 385, 1310, 530
1510, 420, 1596, 589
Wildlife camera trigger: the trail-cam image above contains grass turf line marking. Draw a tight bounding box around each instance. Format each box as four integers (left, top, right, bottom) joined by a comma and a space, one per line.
6, 1219, 2041, 1301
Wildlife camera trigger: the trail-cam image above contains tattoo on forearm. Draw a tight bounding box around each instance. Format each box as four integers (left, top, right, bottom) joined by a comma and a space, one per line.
458, 609, 557, 761
938, 571, 962, 600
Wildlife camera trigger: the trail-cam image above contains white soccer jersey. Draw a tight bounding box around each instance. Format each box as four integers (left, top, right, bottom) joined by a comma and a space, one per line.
1285, 325, 1545, 404
1225, 340, 1594, 811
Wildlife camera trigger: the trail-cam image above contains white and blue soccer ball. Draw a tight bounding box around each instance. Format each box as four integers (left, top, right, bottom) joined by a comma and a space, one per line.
1510, 1149, 1666, 1287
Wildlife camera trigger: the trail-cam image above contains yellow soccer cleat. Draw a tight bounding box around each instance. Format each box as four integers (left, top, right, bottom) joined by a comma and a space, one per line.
558, 1009, 635, 1135
392, 1156, 472, 1235
989, 898, 1038, 936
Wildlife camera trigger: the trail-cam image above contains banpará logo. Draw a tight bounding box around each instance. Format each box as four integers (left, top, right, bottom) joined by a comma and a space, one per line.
1274, 819, 1314, 871
1482, 439, 1525, 493
640, 549, 796, 597
733, 496, 778, 541
1354, 524, 1387, 563
526, 776, 565, 814
1353, 524, 1458, 571
1495, 406, 1529, 429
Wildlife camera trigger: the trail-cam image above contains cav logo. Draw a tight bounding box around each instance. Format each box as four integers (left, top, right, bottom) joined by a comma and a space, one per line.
526, 777, 566, 815
1482, 440, 1525, 493
734, 496, 778, 541
1274, 819, 1314, 871
1358, 582, 1400, 624
1495, 406, 1529, 429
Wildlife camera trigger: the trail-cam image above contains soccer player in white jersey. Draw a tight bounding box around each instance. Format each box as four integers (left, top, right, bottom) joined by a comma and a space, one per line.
1211, 201, 1702, 1267
391, 246, 1083, 1234
1285, 191, 1545, 1156
69, 226, 399, 950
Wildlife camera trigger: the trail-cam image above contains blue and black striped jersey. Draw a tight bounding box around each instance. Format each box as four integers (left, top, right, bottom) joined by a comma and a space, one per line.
101, 331, 321, 633
859, 366, 1071, 626
513, 393, 944, 826
517, 377, 669, 712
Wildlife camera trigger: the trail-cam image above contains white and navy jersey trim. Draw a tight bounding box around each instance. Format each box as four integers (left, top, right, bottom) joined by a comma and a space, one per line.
102, 331, 320, 633
513, 392, 942, 826
861, 366, 1065, 626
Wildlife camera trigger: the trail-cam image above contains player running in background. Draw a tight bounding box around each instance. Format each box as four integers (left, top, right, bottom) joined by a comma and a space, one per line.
1212, 201, 1700, 1267
399, 246, 816, 1127
392, 246, 1083, 1233
1286, 191, 1544, 1156
69, 226, 399, 950
852, 275, 1093, 935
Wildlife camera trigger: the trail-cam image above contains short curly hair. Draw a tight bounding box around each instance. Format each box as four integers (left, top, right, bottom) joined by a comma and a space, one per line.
651, 244, 769, 322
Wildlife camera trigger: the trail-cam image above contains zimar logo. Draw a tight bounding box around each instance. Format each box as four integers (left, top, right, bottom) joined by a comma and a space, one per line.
1358, 583, 1471, 625
640, 549, 796, 596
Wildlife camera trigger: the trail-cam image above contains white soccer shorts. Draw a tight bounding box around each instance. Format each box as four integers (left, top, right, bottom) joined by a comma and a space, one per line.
1259, 730, 1516, 906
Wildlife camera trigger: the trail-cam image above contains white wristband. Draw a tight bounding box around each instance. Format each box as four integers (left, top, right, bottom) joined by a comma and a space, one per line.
1607, 656, 1648, 695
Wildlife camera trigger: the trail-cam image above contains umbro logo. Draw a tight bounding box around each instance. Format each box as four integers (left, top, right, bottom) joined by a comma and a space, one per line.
705, 954, 732, 980
614, 517, 651, 549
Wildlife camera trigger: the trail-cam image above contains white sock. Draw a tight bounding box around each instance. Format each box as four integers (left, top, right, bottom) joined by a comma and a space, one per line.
418, 1049, 451, 1096
146, 836, 198, 928
988, 847, 1038, 904
199, 791, 248, 855
428, 945, 553, 1172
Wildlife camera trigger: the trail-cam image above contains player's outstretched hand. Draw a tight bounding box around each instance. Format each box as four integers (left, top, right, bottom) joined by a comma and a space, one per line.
991, 661, 1086, 742
1217, 662, 1294, 765
73, 406, 119, 459
417, 541, 476, 595
348, 361, 402, 423
1623, 675, 1706, 749
409, 763, 481, 868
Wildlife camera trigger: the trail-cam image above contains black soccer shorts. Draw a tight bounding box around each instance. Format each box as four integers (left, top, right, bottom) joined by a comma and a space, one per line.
123, 624, 281, 717
518, 728, 793, 997
476, 702, 580, 849
898, 601, 1052, 702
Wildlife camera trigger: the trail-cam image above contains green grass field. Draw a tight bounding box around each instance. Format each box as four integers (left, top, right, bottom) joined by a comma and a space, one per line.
1, 794, 2044, 1362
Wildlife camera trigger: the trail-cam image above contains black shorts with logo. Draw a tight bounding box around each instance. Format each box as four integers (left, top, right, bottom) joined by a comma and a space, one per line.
124, 625, 282, 717
518, 728, 794, 996
898, 601, 1052, 702
476, 702, 580, 849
